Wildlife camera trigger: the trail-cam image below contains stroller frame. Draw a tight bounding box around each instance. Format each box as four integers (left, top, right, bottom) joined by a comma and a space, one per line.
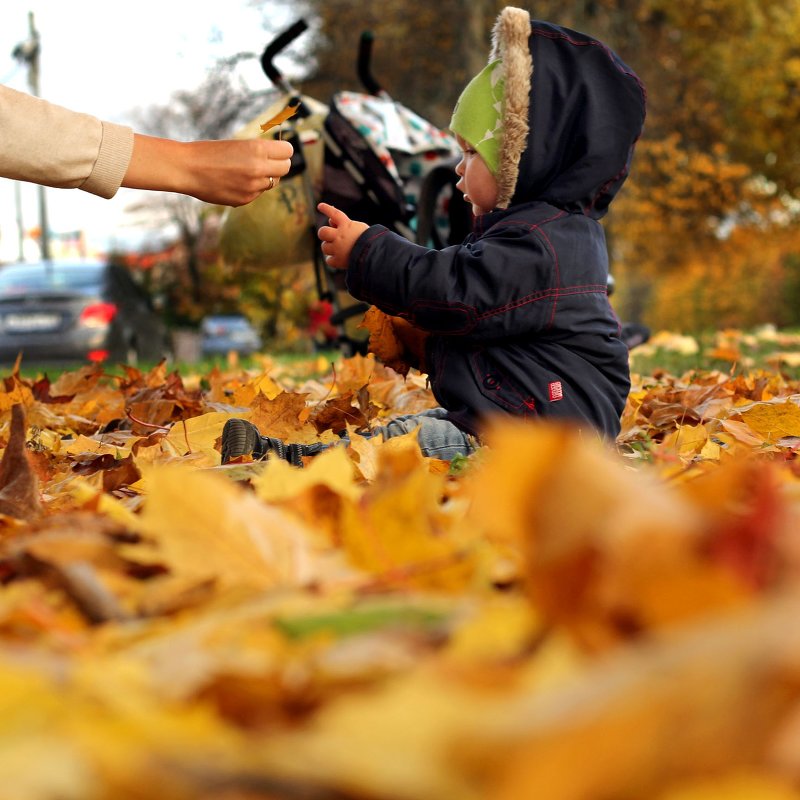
260, 20, 471, 355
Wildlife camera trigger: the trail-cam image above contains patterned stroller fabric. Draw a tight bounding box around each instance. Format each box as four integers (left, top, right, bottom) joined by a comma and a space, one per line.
334, 91, 458, 179
323, 91, 460, 234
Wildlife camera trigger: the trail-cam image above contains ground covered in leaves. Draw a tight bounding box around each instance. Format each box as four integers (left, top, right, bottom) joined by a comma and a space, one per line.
5, 328, 800, 799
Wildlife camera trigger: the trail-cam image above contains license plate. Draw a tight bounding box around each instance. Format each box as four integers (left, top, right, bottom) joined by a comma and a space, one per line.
4, 312, 62, 332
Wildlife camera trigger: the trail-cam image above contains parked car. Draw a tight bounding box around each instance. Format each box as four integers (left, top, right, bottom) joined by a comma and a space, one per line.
0, 259, 169, 366
200, 314, 262, 358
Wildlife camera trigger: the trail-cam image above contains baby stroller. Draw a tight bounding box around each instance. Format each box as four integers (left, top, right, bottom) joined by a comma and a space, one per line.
257, 19, 472, 355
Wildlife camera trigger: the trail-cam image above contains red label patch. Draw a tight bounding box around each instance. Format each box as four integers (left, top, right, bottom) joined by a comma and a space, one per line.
548, 381, 563, 402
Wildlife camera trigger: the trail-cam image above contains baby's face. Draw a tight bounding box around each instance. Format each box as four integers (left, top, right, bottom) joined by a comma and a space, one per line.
454, 134, 498, 216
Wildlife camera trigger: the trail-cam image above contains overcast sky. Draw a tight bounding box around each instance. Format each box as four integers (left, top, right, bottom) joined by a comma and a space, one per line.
1, 0, 297, 262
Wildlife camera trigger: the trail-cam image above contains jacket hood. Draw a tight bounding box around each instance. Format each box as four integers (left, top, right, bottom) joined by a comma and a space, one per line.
491, 8, 646, 218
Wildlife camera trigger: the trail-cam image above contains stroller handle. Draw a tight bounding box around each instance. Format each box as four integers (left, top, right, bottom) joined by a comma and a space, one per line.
357, 31, 382, 95
261, 19, 308, 92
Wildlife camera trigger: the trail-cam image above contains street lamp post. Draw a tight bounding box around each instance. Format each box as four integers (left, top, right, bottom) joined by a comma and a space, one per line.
13, 11, 51, 261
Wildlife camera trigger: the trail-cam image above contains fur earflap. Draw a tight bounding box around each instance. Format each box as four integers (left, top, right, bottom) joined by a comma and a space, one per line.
489, 7, 532, 208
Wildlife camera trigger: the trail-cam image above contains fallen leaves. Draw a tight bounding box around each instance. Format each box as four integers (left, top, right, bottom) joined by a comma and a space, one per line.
4, 344, 800, 797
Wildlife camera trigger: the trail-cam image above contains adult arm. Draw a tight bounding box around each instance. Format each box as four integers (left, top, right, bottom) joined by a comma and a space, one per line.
122, 134, 292, 207
0, 84, 132, 198
0, 85, 293, 206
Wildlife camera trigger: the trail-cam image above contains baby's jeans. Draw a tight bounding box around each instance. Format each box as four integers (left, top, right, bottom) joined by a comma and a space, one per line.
370, 407, 478, 460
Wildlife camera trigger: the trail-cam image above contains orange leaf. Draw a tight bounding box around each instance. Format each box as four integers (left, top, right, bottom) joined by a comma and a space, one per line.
360, 307, 428, 377
259, 97, 301, 132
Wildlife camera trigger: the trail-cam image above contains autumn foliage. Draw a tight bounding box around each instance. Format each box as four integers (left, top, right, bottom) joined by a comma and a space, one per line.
2, 337, 800, 797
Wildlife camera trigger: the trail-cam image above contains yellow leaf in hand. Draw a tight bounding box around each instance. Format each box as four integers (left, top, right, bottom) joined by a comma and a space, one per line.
259, 97, 301, 132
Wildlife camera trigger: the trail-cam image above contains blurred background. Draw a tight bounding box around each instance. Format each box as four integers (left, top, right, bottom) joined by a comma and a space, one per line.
1, 0, 799, 356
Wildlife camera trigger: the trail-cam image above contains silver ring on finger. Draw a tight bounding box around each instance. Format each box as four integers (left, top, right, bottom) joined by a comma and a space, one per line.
268, 176, 275, 190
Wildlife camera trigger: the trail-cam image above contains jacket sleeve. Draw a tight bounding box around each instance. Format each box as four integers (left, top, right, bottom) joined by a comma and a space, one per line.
346, 223, 559, 340
0, 85, 134, 198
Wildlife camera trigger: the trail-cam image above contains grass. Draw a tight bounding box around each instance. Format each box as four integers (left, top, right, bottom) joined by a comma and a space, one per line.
629, 326, 800, 381
9, 327, 800, 385
7, 348, 343, 383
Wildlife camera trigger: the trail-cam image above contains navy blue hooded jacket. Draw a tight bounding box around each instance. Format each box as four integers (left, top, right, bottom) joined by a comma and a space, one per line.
345, 10, 646, 439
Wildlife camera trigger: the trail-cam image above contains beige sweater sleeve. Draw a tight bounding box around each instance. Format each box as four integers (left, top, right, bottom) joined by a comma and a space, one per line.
0, 84, 134, 199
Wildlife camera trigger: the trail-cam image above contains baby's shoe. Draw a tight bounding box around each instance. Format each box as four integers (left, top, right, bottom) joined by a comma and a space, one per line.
221, 418, 326, 467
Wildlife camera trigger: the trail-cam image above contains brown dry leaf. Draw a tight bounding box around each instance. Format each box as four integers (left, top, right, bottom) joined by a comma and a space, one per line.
0, 404, 41, 521
309, 393, 372, 435
720, 417, 770, 447
367, 362, 438, 416
360, 306, 414, 376
49, 365, 105, 398
390, 316, 430, 372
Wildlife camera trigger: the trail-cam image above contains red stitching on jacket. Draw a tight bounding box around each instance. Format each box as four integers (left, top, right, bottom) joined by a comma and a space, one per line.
475, 284, 608, 321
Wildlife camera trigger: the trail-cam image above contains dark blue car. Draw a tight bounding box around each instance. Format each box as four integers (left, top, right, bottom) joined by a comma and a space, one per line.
200, 314, 262, 358
0, 259, 169, 366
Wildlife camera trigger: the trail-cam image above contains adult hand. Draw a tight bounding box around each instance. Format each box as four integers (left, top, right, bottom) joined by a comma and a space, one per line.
123, 135, 294, 207
317, 202, 369, 270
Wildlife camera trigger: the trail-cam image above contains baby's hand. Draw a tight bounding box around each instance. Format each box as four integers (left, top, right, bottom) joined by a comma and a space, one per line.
317, 202, 369, 270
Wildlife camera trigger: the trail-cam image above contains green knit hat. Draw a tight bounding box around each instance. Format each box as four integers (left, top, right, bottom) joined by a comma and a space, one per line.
449, 59, 505, 176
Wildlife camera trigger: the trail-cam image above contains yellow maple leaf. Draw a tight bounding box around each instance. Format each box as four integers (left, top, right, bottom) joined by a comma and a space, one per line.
657, 423, 709, 459
339, 437, 478, 591
248, 390, 329, 445
738, 399, 800, 442
163, 411, 236, 465
252, 444, 360, 504
129, 463, 317, 591
231, 373, 282, 407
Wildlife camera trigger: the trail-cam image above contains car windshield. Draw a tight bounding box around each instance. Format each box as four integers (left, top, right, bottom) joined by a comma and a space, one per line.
0, 263, 105, 297
203, 317, 252, 332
